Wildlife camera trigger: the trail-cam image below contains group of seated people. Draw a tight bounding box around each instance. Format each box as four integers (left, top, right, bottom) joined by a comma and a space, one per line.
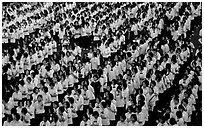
2, 2, 202, 126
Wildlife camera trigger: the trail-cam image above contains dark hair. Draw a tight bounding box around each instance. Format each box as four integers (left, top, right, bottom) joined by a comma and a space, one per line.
176, 111, 182, 118
11, 108, 17, 115
69, 97, 75, 104
169, 118, 177, 125
101, 101, 107, 108
182, 98, 188, 104
33, 87, 38, 93
59, 106, 65, 113
66, 102, 70, 108
92, 111, 99, 117
21, 107, 28, 114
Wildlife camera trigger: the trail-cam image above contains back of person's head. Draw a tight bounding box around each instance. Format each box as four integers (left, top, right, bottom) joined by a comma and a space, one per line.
11, 108, 17, 115
176, 111, 182, 119
69, 97, 75, 104
21, 107, 28, 114
169, 118, 177, 125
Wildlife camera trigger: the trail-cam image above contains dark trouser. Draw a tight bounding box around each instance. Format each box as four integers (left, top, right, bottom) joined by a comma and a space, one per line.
83, 105, 89, 113
116, 107, 125, 122
35, 113, 44, 126
109, 120, 116, 126
72, 117, 78, 126
30, 118, 35, 126
77, 110, 84, 125
92, 69, 97, 74
58, 94, 64, 103
44, 106, 51, 120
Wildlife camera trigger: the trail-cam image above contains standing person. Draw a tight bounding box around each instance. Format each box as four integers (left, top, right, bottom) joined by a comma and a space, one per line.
115, 86, 125, 121
100, 101, 110, 126
25, 100, 35, 126
69, 97, 78, 126
76, 89, 84, 125
34, 95, 45, 126
41, 86, 51, 120
107, 99, 117, 126
91, 74, 101, 98
90, 52, 99, 74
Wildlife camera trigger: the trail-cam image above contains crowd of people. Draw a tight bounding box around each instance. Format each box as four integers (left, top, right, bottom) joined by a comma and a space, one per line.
2, 2, 202, 126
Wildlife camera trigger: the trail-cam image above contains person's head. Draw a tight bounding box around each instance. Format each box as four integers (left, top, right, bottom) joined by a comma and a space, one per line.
43, 115, 47, 122
169, 118, 177, 125
142, 79, 149, 88
184, 91, 190, 99
100, 101, 106, 108
37, 95, 43, 102
26, 100, 32, 107
173, 97, 179, 105
43, 86, 48, 93
21, 107, 28, 115
127, 106, 133, 113
92, 111, 99, 119
93, 74, 98, 81
33, 87, 39, 94
69, 97, 75, 104
18, 101, 23, 107
176, 111, 182, 119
